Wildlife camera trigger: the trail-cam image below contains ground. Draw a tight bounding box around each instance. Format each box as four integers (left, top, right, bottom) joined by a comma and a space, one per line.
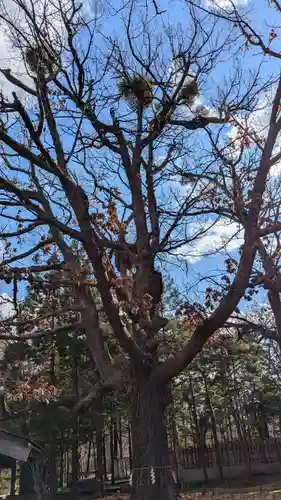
2, 474, 281, 499
100, 493, 281, 499
100, 484, 281, 500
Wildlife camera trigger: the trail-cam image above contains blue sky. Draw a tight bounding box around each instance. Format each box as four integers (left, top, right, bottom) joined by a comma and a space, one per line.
0, 0, 280, 313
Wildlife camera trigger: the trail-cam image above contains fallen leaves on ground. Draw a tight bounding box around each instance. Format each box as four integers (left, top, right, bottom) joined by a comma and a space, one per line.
181, 494, 281, 499
98, 492, 281, 500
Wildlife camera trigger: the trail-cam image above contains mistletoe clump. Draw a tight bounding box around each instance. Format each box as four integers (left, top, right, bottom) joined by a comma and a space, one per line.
118, 74, 153, 108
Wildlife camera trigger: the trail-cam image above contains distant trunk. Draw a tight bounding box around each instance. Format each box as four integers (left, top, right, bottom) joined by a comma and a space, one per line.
86, 436, 92, 474
102, 429, 107, 479
119, 417, 123, 459
59, 439, 64, 488
128, 424, 133, 470
204, 378, 223, 482
19, 420, 35, 496
257, 405, 269, 440
114, 419, 118, 478
71, 417, 79, 491
190, 379, 208, 482
129, 370, 178, 500
110, 418, 115, 485
96, 404, 105, 496
49, 443, 58, 494
268, 290, 281, 349
19, 461, 35, 496
10, 461, 16, 496
170, 407, 180, 485
66, 438, 70, 485
71, 338, 79, 494
232, 403, 252, 477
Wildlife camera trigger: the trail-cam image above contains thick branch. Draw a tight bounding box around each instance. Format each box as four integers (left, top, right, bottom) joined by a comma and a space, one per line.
0, 238, 54, 266
72, 378, 121, 415
0, 320, 82, 341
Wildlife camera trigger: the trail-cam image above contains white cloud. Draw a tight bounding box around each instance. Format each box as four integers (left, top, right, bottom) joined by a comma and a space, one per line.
0, 293, 14, 319
0, 24, 29, 95
270, 160, 281, 178
230, 98, 271, 143
0, 0, 77, 98
177, 219, 243, 263
206, 0, 248, 8
0, 294, 15, 361
228, 89, 281, 179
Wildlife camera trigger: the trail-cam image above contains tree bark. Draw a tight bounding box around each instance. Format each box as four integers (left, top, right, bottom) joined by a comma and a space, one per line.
66, 438, 70, 486
128, 423, 133, 470
49, 443, 58, 494
189, 379, 208, 482
71, 337, 79, 494
19, 461, 35, 496
10, 461, 16, 496
96, 405, 105, 496
204, 378, 223, 482
232, 404, 252, 478
110, 417, 115, 484
119, 417, 123, 459
129, 373, 178, 500
59, 439, 64, 488
86, 436, 92, 474
268, 290, 281, 349
71, 417, 79, 492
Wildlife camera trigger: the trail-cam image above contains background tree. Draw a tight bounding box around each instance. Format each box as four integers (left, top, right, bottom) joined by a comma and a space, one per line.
185, 0, 281, 348
3, 273, 281, 495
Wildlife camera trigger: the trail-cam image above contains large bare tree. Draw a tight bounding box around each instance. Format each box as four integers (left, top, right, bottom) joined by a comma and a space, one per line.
0, 0, 277, 498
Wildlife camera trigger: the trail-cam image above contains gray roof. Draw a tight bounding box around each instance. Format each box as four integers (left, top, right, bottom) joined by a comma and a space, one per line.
0, 429, 42, 462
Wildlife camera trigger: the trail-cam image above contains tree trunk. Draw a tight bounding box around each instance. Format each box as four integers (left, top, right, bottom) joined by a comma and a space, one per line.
49, 443, 58, 494
268, 290, 281, 348
128, 424, 133, 470
190, 379, 208, 482
86, 436, 92, 474
19, 421, 35, 496
71, 417, 79, 492
59, 440, 64, 488
119, 417, 123, 459
110, 417, 115, 485
66, 446, 70, 486
96, 407, 105, 496
70, 334, 80, 493
129, 374, 178, 500
19, 461, 35, 496
232, 404, 252, 478
114, 419, 118, 479
204, 379, 223, 482
10, 461, 16, 496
